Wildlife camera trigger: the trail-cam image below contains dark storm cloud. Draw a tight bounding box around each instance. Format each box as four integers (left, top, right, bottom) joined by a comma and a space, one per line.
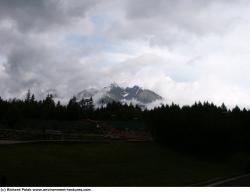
0, 0, 98, 32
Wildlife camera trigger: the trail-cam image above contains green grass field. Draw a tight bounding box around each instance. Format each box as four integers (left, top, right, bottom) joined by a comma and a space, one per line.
0, 141, 248, 186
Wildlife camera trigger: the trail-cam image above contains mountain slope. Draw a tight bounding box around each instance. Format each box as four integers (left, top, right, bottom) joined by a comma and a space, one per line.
76, 83, 163, 107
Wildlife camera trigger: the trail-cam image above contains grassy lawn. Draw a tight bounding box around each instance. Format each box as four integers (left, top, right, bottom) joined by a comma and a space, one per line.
0, 141, 247, 186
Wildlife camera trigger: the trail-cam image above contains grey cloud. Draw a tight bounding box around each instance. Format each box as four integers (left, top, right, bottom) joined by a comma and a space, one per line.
0, 0, 99, 32
0, 0, 104, 98
104, 0, 249, 47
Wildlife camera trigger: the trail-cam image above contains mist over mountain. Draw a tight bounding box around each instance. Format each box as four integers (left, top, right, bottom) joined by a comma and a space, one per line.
34, 83, 163, 108
76, 83, 163, 107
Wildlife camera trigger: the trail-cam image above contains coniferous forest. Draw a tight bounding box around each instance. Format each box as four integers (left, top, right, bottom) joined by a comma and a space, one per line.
1, 90, 250, 157
145, 103, 250, 155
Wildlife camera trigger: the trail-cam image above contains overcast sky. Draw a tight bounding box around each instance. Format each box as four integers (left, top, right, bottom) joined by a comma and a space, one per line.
1, 0, 250, 107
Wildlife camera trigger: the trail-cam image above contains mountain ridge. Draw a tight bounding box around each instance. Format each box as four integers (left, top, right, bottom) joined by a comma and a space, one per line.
76, 83, 163, 107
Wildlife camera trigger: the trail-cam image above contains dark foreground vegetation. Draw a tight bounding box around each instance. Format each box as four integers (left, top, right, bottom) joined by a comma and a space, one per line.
1, 91, 250, 156
0, 91, 147, 141
146, 102, 250, 156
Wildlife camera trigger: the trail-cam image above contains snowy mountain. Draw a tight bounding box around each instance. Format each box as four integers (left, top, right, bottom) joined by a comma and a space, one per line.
76, 83, 163, 107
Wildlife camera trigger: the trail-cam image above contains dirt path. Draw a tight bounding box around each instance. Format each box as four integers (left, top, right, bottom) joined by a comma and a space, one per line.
0, 139, 113, 144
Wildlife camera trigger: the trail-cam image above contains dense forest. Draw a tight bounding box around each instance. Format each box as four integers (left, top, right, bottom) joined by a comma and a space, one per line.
145, 102, 250, 155
2, 91, 250, 155
0, 91, 143, 126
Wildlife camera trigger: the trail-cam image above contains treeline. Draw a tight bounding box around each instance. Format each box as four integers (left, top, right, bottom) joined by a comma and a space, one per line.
94, 102, 142, 121
0, 91, 95, 128
3, 90, 250, 155
145, 102, 250, 154
0, 91, 143, 128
